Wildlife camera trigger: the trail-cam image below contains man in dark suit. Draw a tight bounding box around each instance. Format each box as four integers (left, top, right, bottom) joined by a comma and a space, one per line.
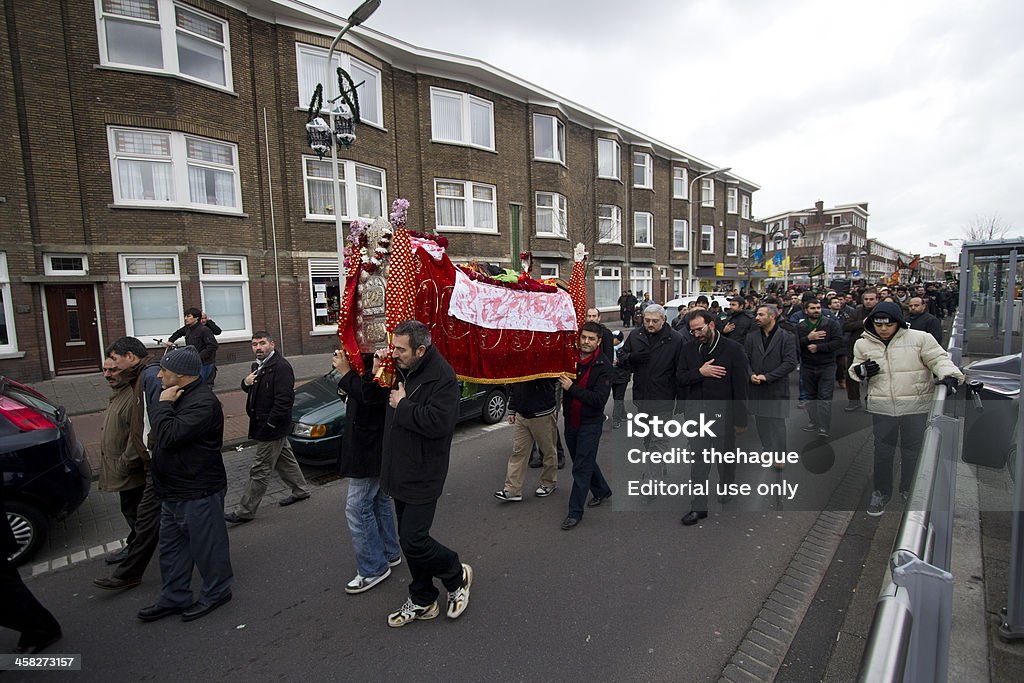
745, 304, 799, 461
225, 331, 310, 524
907, 297, 943, 345
676, 310, 749, 526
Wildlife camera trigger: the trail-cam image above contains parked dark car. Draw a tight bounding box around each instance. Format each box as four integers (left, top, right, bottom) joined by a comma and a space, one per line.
289, 372, 510, 467
1, 377, 92, 565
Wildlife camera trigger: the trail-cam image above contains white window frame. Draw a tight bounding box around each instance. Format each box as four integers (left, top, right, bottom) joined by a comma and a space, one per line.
701, 225, 714, 254
598, 205, 622, 244
43, 254, 89, 276
726, 230, 738, 257
741, 234, 749, 258
433, 179, 498, 234
673, 167, 688, 199
302, 156, 387, 222
539, 263, 559, 279
0, 253, 17, 354
701, 178, 714, 207
597, 138, 620, 180
741, 195, 751, 219
535, 192, 567, 238
108, 126, 242, 213
672, 219, 688, 251
197, 255, 251, 342
95, 0, 233, 91
118, 254, 183, 342
533, 114, 566, 164
727, 187, 738, 214
429, 87, 495, 151
630, 267, 653, 297
295, 44, 384, 128
673, 268, 684, 299
593, 266, 621, 310
633, 152, 653, 189
633, 212, 653, 247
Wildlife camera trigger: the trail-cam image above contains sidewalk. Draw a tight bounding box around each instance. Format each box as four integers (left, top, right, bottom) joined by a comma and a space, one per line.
27, 351, 336, 477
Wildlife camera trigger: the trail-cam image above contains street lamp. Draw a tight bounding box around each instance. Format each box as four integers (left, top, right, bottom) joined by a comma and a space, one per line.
761, 220, 805, 290
687, 166, 731, 294
325, 0, 381, 288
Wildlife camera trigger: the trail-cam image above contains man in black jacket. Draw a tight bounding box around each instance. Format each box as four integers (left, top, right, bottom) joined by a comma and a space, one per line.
382, 321, 472, 628
332, 349, 401, 595
907, 297, 943, 345
842, 288, 878, 411
676, 311, 749, 526
745, 305, 799, 460
559, 322, 613, 531
167, 308, 218, 384
225, 332, 310, 525
796, 299, 844, 437
139, 345, 233, 623
722, 297, 755, 349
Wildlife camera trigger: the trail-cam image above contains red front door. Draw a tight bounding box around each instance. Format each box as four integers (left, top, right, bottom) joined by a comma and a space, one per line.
45, 284, 101, 375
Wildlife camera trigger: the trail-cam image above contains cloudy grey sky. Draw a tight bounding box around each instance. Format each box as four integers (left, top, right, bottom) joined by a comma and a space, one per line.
321, 0, 1023, 255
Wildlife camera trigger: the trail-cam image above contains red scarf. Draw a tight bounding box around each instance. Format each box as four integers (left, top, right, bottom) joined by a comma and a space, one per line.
568, 351, 597, 429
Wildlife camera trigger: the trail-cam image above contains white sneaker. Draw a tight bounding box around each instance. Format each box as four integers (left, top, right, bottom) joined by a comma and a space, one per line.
388, 556, 402, 568
494, 489, 522, 502
535, 485, 556, 497
387, 597, 440, 627
446, 563, 473, 619
345, 567, 392, 594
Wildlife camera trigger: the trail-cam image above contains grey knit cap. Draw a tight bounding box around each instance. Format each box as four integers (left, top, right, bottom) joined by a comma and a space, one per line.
161, 345, 202, 376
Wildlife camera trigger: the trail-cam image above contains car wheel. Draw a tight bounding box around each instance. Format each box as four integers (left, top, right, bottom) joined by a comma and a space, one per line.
480, 388, 508, 424
5, 501, 48, 566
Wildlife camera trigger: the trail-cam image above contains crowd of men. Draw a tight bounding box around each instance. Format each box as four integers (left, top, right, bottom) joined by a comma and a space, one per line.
1, 281, 964, 650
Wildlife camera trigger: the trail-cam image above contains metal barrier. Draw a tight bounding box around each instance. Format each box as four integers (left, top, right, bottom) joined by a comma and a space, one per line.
858, 313, 965, 683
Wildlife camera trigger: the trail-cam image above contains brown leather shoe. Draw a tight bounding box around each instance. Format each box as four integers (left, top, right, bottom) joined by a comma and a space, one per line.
93, 576, 142, 591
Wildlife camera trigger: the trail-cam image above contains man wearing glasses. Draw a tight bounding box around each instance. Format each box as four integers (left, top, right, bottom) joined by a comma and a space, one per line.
849, 301, 963, 516
676, 311, 749, 526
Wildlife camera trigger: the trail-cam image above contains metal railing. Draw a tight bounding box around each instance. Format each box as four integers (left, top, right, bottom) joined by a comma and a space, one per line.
858, 314, 964, 682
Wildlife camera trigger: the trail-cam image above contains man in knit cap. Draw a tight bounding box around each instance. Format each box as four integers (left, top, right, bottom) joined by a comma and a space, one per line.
137, 346, 233, 623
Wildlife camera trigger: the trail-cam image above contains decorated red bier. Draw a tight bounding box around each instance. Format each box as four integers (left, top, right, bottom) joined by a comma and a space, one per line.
337, 199, 588, 385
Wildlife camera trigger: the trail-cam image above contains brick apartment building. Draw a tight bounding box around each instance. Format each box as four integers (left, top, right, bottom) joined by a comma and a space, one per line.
0, 0, 759, 381
760, 201, 870, 286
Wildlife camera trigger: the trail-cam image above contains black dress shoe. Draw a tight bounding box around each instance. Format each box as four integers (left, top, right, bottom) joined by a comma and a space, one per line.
279, 493, 311, 507
181, 592, 233, 622
105, 546, 130, 565
138, 604, 187, 622
681, 510, 708, 526
560, 517, 580, 530
14, 631, 62, 654
587, 492, 612, 508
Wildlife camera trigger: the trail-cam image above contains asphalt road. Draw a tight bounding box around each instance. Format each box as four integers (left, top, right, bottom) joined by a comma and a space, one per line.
6, 409, 866, 682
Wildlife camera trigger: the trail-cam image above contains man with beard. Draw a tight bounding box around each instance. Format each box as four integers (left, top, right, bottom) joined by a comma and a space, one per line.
93, 336, 163, 592
382, 321, 472, 628
907, 296, 943, 345
721, 297, 755, 349
224, 331, 311, 524
676, 311, 748, 526
842, 288, 879, 412
796, 299, 844, 437
745, 305, 799, 463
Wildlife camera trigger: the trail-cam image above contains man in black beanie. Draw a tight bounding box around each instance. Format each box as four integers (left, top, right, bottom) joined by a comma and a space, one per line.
138, 346, 233, 623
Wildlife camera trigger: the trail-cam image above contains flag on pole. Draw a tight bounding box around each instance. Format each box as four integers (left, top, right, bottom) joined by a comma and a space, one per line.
809, 262, 825, 277
944, 240, 953, 246
752, 247, 763, 264
928, 242, 937, 247
888, 271, 900, 286
908, 256, 920, 270
896, 257, 907, 270
772, 251, 783, 266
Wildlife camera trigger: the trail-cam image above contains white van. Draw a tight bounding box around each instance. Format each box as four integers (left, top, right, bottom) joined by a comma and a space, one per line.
663, 294, 733, 326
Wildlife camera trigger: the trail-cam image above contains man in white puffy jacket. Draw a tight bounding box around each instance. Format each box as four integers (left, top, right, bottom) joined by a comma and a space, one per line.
849, 301, 963, 516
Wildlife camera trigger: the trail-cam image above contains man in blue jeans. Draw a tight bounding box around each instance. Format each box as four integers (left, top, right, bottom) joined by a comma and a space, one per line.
558, 321, 613, 531
332, 348, 401, 594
